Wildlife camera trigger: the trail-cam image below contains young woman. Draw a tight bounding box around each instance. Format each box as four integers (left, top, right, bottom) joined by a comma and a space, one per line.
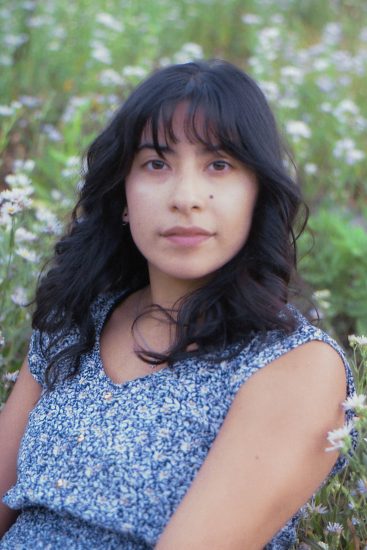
0, 59, 357, 549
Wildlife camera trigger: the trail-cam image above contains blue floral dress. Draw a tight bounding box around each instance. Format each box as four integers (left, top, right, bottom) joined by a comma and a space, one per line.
1, 291, 357, 549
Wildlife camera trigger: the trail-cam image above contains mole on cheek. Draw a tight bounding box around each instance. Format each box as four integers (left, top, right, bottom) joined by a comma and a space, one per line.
209, 195, 214, 199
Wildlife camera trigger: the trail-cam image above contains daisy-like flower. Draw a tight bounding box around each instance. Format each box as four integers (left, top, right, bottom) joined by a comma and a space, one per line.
15, 247, 39, 263
325, 421, 355, 452
285, 120, 312, 140
348, 334, 367, 347
306, 501, 328, 515
11, 287, 28, 306
96, 12, 124, 32
326, 521, 343, 535
15, 227, 37, 242
2, 371, 19, 383
342, 394, 367, 412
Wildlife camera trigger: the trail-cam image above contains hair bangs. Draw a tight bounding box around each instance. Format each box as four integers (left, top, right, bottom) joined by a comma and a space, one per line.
138, 87, 246, 161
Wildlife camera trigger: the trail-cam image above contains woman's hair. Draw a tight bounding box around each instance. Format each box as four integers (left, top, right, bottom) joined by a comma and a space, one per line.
33, 59, 308, 388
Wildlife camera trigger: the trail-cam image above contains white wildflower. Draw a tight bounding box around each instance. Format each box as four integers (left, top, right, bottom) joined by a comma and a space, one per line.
286, 120, 311, 140
0, 188, 33, 208
96, 12, 124, 32
2, 371, 19, 383
13, 159, 35, 172
280, 66, 304, 85
11, 287, 28, 306
259, 26, 280, 43
259, 80, 279, 102
325, 421, 355, 452
41, 124, 62, 142
35, 208, 62, 235
15, 227, 37, 242
122, 65, 147, 80
335, 99, 359, 116
0, 202, 22, 217
16, 247, 39, 263
304, 163, 317, 175
313, 58, 329, 71
0, 105, 14, 116
241, 13, 261, 25
326, 521, 343, 534
306, 500, 328, 515
333, 139, 365, 164
322, 22, 342, 45
61, 156, 80, 178
316, 76, 334, 93
5, 173, 32, 188
173, 43, 203, 64
348, 334, 367, 347
27, 15, 53, 28
279, 97, 299, 109
345, 149, 365, 164
342, 394, 367, 412
0, 331, 4, 348
99, 69, 124, 87
318, 543, 329, 549
4, 34, 28, 48
90, 40, 112, 65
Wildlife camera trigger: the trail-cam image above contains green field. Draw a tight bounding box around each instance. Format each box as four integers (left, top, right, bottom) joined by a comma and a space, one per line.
0, 0, 366, 546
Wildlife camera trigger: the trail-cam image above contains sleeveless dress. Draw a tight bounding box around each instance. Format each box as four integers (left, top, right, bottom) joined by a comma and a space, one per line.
1, 291, 358, 549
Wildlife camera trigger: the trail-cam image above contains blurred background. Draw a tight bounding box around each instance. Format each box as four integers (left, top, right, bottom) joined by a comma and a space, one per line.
1, 0, 366, 400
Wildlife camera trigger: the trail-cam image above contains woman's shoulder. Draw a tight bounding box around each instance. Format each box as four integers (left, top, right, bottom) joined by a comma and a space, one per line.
237, 305, 349, 369
27, 288, 128, 387
228, 304, 356, 422
227, 304, 358, 476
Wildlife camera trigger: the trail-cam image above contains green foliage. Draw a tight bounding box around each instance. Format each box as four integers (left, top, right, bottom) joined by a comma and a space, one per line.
299, 208, 367, 338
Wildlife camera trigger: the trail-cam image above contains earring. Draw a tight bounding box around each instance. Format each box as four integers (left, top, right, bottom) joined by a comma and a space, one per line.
122, 210, 129, 227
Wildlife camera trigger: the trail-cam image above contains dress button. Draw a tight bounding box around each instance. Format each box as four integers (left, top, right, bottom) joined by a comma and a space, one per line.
55, 479, 65, 488
77, 434, 85, 443
103, 392, 113, 401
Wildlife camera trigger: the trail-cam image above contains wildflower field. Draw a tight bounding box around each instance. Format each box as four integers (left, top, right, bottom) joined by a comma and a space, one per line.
0, 0, 366, 547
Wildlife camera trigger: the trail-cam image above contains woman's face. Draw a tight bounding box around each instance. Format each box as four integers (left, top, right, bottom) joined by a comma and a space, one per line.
124, 104, 259, 289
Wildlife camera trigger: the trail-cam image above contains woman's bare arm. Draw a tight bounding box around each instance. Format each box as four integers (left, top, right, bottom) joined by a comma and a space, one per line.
156, 340, 347, 549
0, 358, 42, 537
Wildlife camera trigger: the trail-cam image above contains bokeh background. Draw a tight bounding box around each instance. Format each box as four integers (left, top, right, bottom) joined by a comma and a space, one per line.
1, 0, 367, 398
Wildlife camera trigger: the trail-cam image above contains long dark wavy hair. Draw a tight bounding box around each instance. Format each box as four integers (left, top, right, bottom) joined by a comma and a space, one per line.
33, 59, 308, 388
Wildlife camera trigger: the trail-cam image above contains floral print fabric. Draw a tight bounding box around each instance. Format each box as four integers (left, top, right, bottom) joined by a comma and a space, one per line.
1, 292, 357, 549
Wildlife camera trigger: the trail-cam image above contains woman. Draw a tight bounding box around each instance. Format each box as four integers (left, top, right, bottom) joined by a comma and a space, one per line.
0, 59, 357, 549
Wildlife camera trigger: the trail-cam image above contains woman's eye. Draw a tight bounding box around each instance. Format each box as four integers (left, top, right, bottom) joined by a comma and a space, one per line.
145, 159, 167, 170
210, 160, 231, 171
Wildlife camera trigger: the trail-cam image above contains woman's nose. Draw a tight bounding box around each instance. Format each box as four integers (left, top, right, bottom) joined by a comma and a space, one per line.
168, 169, 205, 213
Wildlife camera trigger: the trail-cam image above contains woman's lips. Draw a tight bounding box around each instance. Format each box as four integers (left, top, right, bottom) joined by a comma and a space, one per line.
161, 226, 213, 247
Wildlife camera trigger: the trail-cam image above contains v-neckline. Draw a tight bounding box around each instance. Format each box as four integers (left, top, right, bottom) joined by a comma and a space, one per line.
94, 289, 177, 389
